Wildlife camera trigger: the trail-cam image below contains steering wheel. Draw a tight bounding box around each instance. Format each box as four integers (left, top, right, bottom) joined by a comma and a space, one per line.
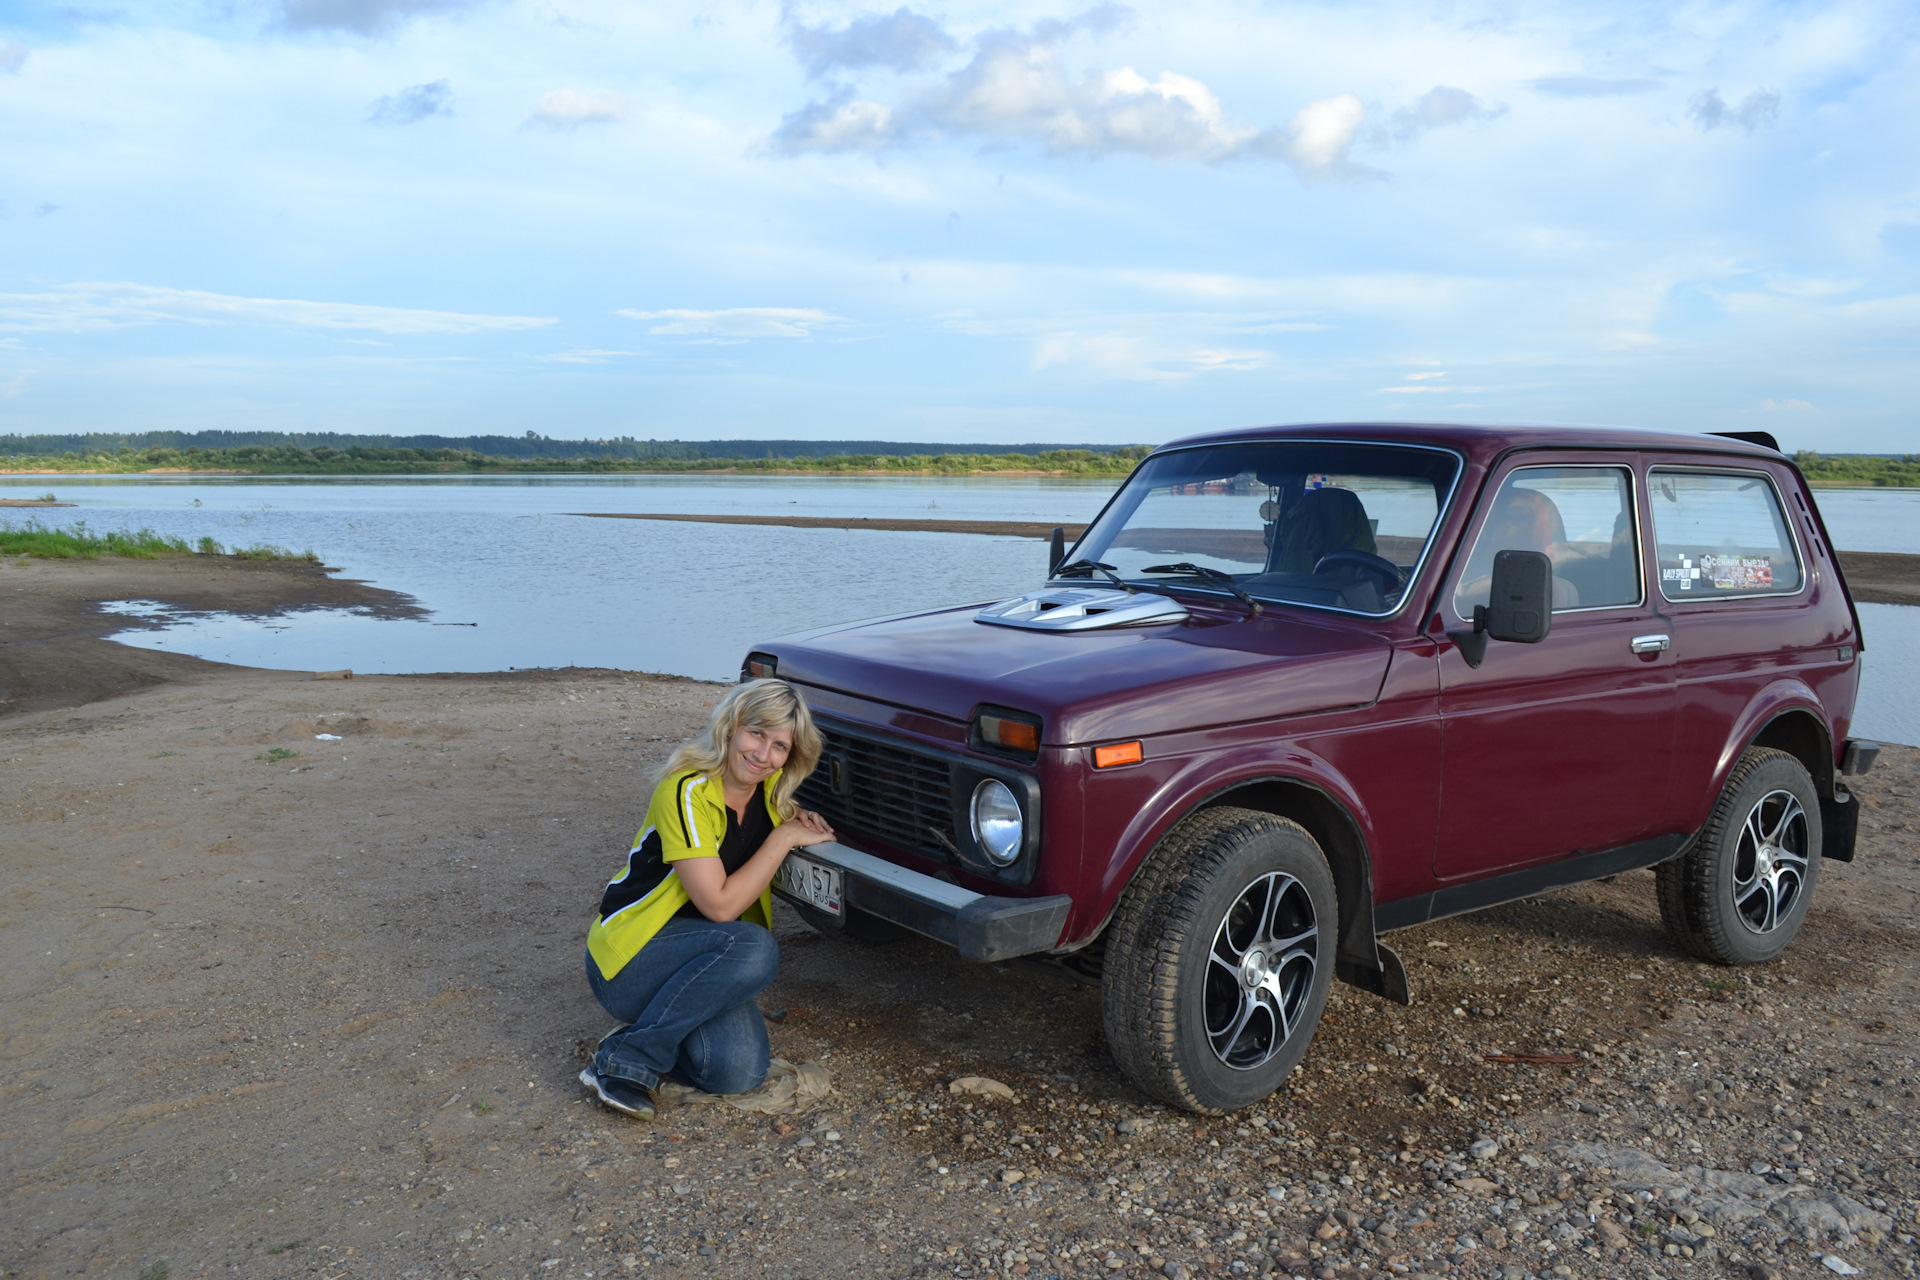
1312, 550, 1406, 593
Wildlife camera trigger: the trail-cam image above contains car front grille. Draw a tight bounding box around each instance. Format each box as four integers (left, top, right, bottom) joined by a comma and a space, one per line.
795, 724, 955, 861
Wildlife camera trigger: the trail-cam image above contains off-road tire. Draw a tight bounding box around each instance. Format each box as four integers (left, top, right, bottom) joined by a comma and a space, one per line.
1657, 747, 1822, 965
1101, 806, 1336, 1114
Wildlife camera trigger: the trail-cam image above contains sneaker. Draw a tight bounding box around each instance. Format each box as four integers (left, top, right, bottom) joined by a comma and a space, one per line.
577, 1067, 655, 1120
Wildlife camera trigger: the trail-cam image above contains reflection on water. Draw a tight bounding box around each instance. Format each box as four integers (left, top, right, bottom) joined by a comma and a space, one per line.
7, 473, 1918, 745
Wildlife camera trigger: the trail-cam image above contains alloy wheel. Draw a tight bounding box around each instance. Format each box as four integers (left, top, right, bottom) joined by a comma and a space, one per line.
1731, 787, 1810, 935
1204, 871, 1318, 1070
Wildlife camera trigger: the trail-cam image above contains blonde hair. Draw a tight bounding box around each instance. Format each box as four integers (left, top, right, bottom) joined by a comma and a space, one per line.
658, 678, 822, 819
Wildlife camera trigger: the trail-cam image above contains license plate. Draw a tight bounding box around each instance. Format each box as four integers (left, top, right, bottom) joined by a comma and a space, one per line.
773, 853, 842, 917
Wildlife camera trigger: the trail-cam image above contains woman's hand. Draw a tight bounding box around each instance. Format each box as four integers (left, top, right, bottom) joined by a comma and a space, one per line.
677, 808, 836, 922
779, 808, 835, 849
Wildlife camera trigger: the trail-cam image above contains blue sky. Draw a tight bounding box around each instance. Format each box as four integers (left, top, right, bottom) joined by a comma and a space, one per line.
2, 0, 1916, 448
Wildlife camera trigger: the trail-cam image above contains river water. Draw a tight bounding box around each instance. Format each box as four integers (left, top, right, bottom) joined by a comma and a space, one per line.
5, 474, 1918, 746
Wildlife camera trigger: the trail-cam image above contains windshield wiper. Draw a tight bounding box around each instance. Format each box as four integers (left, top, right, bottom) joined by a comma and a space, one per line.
1142, 563, 1263, 616
1053, 559, 1135, 593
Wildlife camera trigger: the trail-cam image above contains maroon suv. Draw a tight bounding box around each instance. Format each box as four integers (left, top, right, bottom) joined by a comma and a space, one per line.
749, 422, 1878, 1113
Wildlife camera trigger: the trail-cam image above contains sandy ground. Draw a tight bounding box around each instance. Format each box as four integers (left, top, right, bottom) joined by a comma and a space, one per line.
3, 557, 1918, 1280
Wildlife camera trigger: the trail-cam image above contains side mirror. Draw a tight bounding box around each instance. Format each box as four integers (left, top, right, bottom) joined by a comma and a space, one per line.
1485, 549, 1553, 644
1449, 549, 1553, 668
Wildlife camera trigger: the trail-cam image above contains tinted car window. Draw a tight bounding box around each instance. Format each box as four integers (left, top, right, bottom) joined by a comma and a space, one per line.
1453, 466, 1640, 616
1649, 470, 1803, 600
1071, 441, 1459, 616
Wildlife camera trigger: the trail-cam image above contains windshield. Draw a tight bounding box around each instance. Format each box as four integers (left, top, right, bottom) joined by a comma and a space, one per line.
1068, 441, 1460, 616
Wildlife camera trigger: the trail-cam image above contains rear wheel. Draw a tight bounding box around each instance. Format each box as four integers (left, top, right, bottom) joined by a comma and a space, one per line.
1657, 747, 1822, 965
1102, 807, 1336, 1113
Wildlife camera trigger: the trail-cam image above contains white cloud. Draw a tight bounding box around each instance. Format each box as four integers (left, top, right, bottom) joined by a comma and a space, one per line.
1690, 88, 1780, 133
1387, 86, 1505, 141
1246, 93, 1371, 178
274, 0, 467, 36
0, 375, 26, 399
0, 284, 557, 335
771, 13, 1375, 178
617, 307, 847, 339
774, 29, 1262, 162
784, 5, 959, 78
1761, 397, 1814, 411
771, 91, 897, 151
0, 43, 27, 74
1528, 75, 1661, 98
369, 79, 452, 125
530, 89, 627, 129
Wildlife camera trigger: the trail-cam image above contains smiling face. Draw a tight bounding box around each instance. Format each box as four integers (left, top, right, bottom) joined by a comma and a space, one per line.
722, 720, 794, 790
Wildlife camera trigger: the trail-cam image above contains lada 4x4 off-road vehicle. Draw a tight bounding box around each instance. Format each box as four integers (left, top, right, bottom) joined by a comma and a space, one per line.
750, 422, 1878, 1113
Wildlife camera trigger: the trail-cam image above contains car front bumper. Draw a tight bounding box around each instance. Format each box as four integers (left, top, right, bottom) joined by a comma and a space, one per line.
775, 841, 1072, 963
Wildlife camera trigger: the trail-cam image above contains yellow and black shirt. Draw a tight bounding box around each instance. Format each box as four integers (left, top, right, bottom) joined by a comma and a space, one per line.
586, 767, 783, 981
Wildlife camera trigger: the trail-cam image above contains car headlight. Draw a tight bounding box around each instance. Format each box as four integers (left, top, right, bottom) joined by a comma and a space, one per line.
970, 778, 1024, 867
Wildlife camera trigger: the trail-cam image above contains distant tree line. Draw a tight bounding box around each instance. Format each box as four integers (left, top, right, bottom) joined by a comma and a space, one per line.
1794, 452, 1920, 487
0, 439, 1149, 477
0, 430, 1145, 463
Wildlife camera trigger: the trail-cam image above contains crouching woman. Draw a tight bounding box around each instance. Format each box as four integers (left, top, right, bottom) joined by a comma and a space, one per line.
579, 678, 832, 1120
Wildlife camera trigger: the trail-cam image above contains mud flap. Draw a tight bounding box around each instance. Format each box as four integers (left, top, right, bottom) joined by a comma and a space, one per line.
1820, 782, 1859, 863
1336, 941, 1412, 1006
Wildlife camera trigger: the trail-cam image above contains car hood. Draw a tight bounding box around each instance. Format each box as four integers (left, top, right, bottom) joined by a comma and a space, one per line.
761, 601, 1393, 743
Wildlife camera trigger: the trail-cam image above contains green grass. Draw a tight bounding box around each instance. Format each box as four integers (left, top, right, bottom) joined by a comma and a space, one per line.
256, 747, 298, 763
0, 443, 1146, 477
0, 518, 318, 562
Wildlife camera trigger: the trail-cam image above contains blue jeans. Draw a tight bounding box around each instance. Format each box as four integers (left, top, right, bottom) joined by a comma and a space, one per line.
585, 917, 778, 1095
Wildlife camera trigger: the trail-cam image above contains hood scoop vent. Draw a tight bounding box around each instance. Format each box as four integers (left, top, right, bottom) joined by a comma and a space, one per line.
975, 586, 1189, 632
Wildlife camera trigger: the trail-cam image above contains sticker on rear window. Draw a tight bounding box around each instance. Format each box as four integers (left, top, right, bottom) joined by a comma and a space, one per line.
1707, 555, 1773, 590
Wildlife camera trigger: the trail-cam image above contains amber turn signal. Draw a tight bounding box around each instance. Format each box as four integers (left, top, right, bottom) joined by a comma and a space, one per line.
980, 713, 1041, 755
1093, 740, 1144, 768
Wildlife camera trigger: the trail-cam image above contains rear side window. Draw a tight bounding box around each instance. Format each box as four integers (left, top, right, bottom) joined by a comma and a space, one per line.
1649, 470, 1803, 600
1453, 465, 1640, 616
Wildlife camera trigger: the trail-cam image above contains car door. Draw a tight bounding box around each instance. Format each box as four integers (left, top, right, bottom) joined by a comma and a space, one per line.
1643, 461, 1837, 822
1434, 457, 1678, 881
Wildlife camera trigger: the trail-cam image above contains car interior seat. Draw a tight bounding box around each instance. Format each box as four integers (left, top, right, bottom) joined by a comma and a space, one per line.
1270, 486, 1379, 575
1458, 485, 1582, 611
1604, 509, 1640, 603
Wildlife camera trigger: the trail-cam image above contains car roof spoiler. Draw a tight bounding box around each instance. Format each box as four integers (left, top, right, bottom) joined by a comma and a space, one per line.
1708, 430, 1782, 452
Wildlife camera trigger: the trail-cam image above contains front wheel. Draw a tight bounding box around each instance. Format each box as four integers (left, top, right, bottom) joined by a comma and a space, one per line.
1101, 807, 1336, 1113
1657, 747, 1822, 965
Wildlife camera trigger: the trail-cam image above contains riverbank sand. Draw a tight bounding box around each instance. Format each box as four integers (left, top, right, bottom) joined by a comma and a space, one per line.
4, 556, 1917, 1280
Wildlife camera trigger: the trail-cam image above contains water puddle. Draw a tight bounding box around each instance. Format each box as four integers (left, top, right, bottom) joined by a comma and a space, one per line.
99, 601, 507, 674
